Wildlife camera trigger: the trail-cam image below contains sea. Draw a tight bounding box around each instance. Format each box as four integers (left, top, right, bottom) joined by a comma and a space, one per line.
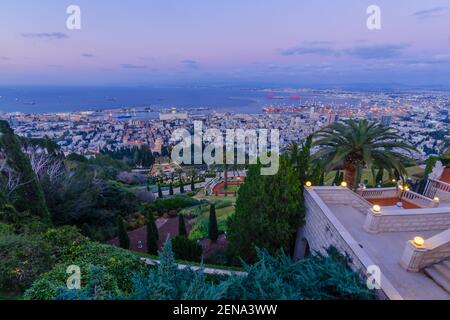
0, 86, 358, 115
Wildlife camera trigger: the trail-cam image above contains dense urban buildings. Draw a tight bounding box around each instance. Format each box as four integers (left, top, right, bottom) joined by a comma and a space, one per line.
2, 89, 449, 162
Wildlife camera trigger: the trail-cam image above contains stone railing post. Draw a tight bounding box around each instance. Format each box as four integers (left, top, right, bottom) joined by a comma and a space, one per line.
400, 240, 427, 272
363, 208, 382, 234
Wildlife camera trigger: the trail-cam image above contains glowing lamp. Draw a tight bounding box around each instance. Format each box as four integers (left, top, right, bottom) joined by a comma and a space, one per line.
413, 237, 425, 248
433, 197, 440, 203
305, 181, 312, 187
404, 186, 410, 191
340, 181, 348, 188
392, 179, 396, 183
372, 205, 381, 213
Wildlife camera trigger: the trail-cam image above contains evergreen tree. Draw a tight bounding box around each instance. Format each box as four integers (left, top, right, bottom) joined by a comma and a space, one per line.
375, 168, 384, 184
208, 203, 219, 242
178, 213, 187, 237
117, 216, 130, 249
190, 176, 195, 192
338, 171, 344, 184
179, 180, 185, 194
227, 156, 303, 263
319, 172, 325, 186
0, 120, 49, 220
332, 170, 340, 186
169, 182, 174, 196
147, 213, 159, 255
133, 149, 140, 167
158, 183, 163, 198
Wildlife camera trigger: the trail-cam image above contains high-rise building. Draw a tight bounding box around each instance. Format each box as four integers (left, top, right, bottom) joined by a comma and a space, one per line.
326, 113, 339, 125
380, 115, 392, 126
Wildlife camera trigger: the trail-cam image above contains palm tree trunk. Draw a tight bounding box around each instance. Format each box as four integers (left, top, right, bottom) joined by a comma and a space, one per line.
344, 161, 356, 189
354, 161, 362, 191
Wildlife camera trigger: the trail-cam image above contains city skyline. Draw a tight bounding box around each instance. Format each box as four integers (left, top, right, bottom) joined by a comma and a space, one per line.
1, 0, 450, 86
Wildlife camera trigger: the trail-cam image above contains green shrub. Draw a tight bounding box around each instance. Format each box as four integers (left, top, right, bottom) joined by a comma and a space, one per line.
0, 223, 12, 235
188, 219, 208, 241
24, 241, 147, 300
144, 195, 200, 215
213, 199, 233, 210
172, 236, 202, 262
25, 262, 121, 300
185, 190, 197, 197
55, 241, 377, 301
0, 233, 55, 292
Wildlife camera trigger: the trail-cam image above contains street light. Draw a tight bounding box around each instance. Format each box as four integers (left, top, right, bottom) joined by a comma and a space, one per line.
413, 236, 425, 248
372, 205, 381, 213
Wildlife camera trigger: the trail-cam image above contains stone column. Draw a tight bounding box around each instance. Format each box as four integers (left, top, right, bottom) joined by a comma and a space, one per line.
400, 241, 427, 272
363, 209, 382, 234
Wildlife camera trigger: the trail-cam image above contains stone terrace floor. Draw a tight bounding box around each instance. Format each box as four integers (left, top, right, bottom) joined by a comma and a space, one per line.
328, 204, 450, 300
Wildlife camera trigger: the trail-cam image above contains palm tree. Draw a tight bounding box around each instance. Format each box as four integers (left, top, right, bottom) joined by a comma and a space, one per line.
313, 119, 416, 189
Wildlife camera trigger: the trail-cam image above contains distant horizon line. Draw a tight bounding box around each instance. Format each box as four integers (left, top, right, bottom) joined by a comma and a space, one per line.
1, 83, 450, 91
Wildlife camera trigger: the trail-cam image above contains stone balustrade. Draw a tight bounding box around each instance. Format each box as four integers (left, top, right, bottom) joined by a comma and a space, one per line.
400, 190, 440, 208
400, 229, 450, 272
364, 206, 450, 234
357, 187, 398, 199
424, 178, 450, 202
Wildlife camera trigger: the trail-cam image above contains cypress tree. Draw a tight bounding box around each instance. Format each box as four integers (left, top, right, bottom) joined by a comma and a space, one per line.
208, 203, 219, 242
319, 172, 325, 186
180, 180, 185, 194
158, 183, 163, 198
332, 170, 340, 186
169, 182, 174, 196
147, 213, 159, 255
375, 168, 384, 184
117, 216, 130, 249
178, 213, 187, 237
338, 171, 344, 184
190, 177, 195, 191
227, 156, 303, 263
0, 120, 49, 220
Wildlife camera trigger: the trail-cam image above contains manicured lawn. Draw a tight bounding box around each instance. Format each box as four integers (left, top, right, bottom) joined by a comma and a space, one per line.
222, 184, 240, 193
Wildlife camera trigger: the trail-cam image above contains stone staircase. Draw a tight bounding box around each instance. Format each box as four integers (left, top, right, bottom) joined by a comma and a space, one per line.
424, 260, 450, 294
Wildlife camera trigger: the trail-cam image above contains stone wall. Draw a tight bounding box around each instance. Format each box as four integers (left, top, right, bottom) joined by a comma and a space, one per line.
364, 207, 450, 234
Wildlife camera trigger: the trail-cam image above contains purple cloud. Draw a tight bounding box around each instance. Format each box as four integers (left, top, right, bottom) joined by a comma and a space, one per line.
21, 32, 68, 40
413, 7, 449, 19
121, 64, 147, 69
181, 60, 199, 69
